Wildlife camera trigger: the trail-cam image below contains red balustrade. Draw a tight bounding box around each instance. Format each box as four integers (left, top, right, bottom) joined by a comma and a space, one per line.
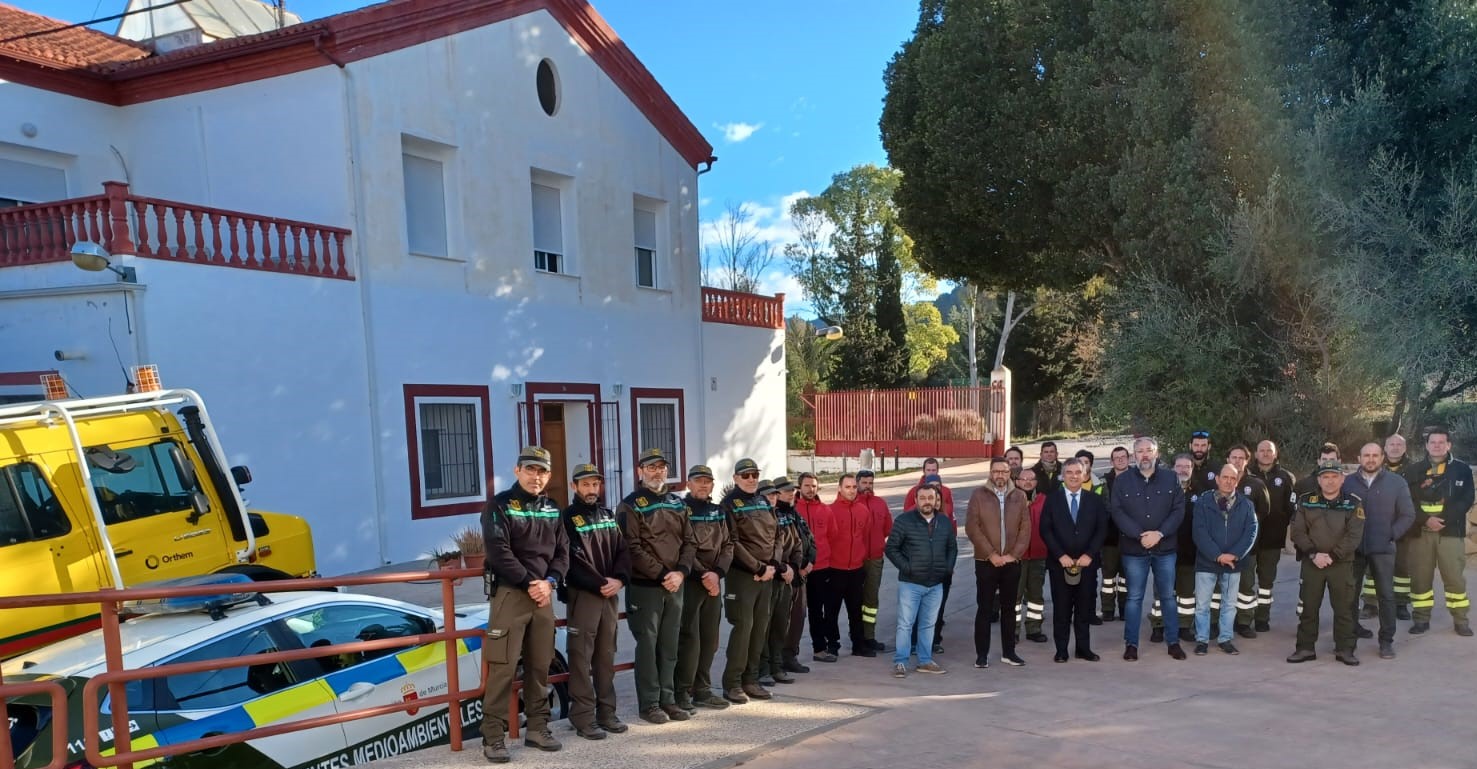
0, 182, 353, 280
701, 286, 785, 329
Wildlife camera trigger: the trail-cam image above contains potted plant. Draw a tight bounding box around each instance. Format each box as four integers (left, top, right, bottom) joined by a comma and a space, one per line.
452, 526, 486, 571
428, 545, 462, 570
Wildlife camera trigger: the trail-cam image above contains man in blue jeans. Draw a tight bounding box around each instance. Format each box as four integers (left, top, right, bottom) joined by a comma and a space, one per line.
1192, 464, 1259, 655
1109, 437, 1189, 661
885, 485, 957, 677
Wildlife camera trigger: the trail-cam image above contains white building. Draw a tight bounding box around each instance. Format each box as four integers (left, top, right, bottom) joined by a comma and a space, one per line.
0, 0, 787, 574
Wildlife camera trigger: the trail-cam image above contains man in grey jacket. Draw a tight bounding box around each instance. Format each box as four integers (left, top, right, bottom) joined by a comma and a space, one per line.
1342, 442, 1416, 658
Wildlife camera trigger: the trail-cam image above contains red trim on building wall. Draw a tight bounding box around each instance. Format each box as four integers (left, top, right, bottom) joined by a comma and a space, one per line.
0, 0, 714, 169
0, 370, 58, 386
629, 387, 687, 491
403, 384, 494, 520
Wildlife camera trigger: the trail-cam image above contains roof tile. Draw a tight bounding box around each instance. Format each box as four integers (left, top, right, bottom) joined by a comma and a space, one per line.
0, 2, 151, 70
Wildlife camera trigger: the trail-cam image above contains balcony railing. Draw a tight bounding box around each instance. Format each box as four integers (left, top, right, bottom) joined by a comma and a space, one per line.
0, 181, 353, 280
701, 286, 785, 329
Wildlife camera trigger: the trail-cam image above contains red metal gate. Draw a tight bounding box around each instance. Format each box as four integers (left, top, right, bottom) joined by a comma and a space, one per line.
813, 384, 1007, 458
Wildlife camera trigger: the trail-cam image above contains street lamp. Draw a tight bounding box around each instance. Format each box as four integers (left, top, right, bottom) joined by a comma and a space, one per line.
69, 241, 136, 283
815, 325, 843, 341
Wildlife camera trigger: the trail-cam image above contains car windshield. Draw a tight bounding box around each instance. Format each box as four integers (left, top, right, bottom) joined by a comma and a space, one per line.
86, 441, 195, 525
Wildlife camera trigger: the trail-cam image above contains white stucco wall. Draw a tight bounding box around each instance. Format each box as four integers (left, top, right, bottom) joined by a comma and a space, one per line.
0, 8, 778, 575
699, 322, 787, 481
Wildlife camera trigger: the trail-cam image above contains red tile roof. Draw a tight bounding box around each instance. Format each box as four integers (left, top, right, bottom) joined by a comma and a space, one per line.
0, 0, 714, 168
0, 2, 151, 70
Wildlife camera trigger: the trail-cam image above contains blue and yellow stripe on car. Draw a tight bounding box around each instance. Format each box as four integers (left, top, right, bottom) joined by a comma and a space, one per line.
151, 621, 485, 749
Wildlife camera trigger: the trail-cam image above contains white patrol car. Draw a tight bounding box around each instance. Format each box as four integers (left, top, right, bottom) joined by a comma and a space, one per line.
3, 575, 568, 769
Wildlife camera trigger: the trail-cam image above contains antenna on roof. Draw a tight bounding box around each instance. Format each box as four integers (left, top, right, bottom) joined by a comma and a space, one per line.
275, 0, 286, 30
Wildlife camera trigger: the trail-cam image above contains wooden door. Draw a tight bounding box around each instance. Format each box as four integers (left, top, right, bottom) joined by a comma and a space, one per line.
540, 403, 568, 507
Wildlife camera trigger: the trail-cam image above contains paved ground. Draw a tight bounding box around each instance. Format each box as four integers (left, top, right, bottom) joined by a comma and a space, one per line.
352, 442, 1477, 769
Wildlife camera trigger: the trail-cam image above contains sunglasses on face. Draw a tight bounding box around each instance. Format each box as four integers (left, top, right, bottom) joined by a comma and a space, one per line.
738, 472, 760, 479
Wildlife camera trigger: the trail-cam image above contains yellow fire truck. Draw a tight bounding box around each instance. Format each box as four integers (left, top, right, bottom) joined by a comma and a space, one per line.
0, 369, 316, 657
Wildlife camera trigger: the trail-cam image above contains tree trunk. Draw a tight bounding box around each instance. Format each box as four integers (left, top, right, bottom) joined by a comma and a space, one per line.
967, 283, 979, 388
993, 290, 1035, 370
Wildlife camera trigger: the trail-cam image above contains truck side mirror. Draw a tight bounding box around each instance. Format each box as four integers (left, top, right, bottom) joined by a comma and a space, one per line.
170, 444, 200, 490
187, 490, 211, 525
231, 466, 253, 486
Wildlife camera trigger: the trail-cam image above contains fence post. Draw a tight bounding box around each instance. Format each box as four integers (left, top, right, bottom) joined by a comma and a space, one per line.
442, 575, 464, 751
102, 181, 136, 256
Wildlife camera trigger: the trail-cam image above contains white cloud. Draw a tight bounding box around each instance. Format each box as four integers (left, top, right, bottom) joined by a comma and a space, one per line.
716, 121, 763, 143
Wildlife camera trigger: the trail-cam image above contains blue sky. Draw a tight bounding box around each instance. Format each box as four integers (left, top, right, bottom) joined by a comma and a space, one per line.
26, 0, 921, 308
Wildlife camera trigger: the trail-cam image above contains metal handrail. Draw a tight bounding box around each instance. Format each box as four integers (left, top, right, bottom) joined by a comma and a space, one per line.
0, 568, 484, 769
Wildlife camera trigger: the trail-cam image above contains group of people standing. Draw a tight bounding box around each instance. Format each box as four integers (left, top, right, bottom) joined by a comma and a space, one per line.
939, 430, 1472, 675
470, 447, 897, 763
468, 429, 1472, 762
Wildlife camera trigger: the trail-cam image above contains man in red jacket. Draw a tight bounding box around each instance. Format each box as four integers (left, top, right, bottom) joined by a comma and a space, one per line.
904, 458, 957, 522
821, 474, 872, 659
1014, 467, 1051, 642
788, 473, 832, 670
857, 470, 895, 652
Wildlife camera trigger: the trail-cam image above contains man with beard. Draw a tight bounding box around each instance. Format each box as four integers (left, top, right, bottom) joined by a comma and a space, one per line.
759, 477, 809, 686
1384, 434, 1415, 620
791, 473, 832, 667
886, 484, 955, 677
479, 447, 570, 762
1015, 467, 1050, 643
967, 458, 1032, 668
618, 448, 698, 724
1405, 428, 1474, 637
1031, 441, 1063, 495
721, 461, 787, 703
562, 464, 632, 740
856, 470, 895, 652
1110, 438, 1188, 661
1247, 440, 1298, 632
822, 474, 872, 659
1150, 454, 1199, 643
1006, 446, 1026, 481
1225, 444, 1272, 640
674, 465, 734, 712
1096, 446, 1132, 622
1343, 443, 1415, 657
1188, 429, 1218, 495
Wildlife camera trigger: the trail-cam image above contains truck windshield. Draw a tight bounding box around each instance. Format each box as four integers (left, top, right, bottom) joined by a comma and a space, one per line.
88, 441, 196, 525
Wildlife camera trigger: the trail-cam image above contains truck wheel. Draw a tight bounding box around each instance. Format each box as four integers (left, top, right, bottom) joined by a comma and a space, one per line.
217, 565, 292, 581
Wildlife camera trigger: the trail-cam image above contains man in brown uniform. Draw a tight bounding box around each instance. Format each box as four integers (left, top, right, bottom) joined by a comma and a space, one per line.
480, 446, 570, 763
674, 465, 733, 712
561, 464, 631, 740
721, 459, 786, 703
617, 448, 698, 724
1287, 461, 1365, 666
760, 476, 809, 685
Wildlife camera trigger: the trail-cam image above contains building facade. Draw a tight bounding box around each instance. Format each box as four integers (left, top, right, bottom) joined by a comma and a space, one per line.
0, 0, 785, 574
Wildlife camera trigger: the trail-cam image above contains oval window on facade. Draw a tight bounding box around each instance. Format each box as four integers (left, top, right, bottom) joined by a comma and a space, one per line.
536, 59, 559, 117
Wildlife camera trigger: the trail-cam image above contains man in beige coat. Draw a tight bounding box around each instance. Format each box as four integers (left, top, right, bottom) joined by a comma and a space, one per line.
967, 457, 1033, 669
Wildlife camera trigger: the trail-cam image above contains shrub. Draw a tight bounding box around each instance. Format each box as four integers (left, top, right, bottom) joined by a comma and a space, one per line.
902, 409, 984, 441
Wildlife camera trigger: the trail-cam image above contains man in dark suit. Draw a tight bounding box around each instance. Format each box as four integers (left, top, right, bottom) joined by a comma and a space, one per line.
1039, 458, 1108, 662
